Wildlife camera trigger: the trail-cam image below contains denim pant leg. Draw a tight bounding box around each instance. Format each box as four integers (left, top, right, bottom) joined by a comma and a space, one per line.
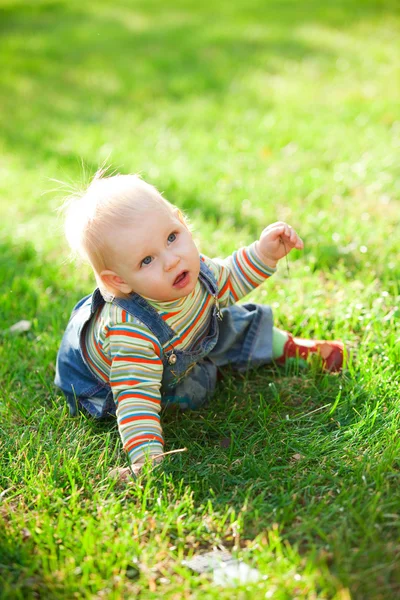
161, 303, 273, 411
64, 389, 116, 418
161, 360, 218, 410
208, 303, 274, 371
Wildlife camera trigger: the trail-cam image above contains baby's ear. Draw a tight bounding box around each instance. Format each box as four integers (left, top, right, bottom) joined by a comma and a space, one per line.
100, 270, 132, 294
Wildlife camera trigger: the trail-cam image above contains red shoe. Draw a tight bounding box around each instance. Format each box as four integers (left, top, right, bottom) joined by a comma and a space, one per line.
276, 334, 345, 372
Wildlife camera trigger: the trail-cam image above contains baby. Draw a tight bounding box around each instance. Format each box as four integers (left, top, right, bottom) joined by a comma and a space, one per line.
55, 172, 344, 476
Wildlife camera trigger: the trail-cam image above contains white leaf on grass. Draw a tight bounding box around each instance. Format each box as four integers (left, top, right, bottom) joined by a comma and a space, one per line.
9, 320, 32, 334
183, 549, 263, 587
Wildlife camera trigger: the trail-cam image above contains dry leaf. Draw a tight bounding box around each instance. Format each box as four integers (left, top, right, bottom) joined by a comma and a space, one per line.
220, 437, 231, 448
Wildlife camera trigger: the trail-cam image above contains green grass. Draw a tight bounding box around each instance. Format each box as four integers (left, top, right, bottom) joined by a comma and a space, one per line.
1, 0, 400, 597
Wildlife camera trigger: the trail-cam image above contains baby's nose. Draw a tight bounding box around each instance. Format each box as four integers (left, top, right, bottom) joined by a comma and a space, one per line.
164, 253, 180, 271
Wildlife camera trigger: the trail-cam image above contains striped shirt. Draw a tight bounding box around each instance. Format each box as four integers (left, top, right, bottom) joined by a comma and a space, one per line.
85, 243, 276, 464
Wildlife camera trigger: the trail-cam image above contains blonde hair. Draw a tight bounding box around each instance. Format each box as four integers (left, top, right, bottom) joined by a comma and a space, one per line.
63, 171, 176, 294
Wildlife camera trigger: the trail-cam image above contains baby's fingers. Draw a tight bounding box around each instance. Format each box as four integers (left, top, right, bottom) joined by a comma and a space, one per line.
108, 466, 136, 483
263, 222, 286, 240
281, 226, 303, 249
290, 228, 304, 249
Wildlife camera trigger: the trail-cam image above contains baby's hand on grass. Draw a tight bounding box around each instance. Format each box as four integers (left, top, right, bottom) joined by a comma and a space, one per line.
255, 222, 303, 267
108, 458, 162, 483
108, 466, 138, 483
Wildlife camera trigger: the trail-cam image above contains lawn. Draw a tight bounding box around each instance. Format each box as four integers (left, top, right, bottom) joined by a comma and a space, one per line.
0, 0, 399, 598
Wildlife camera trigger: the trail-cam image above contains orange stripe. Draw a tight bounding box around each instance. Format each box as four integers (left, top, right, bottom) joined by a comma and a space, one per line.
121, 415, 159, 424
113, 356, 162, 365
162, 310, 181, 320
111, 379, 142, 388
94, 337, 111, 366
242, 250, 269, 278
116, 393, 161, 405
229, 280, 239, 302
108, 329, 161, 357
218, 279, 230, 298
235, 254, 258, 287
82, 345, 108, 381
217, 274, 238, 302
124, 435, 164, 452
176, 295, 213, 344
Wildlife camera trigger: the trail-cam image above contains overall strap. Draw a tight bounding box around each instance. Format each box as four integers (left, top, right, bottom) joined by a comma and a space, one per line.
89, 288, 175, 345
114, 292, 176, 345
89, 256, 219, 346
198, 257, 219, 295
90, 288, 107, 314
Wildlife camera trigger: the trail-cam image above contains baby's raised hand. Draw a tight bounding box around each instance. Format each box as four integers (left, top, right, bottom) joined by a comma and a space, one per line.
255, 222, 303, 267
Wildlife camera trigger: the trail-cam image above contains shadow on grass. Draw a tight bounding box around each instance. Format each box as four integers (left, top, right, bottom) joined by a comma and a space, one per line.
0, 238, 93, 420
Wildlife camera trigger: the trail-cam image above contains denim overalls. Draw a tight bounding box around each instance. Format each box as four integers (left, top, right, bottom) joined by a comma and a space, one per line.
55, 259, 274, 417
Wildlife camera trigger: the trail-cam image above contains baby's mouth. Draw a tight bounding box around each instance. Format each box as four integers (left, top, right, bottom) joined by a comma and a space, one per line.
173, 270, 189, 287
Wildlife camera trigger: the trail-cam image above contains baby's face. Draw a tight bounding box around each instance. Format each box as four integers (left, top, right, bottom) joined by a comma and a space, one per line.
107, 207, 200, 302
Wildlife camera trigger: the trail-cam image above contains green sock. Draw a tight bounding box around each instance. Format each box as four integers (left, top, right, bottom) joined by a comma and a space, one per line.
272, 327, 289, 359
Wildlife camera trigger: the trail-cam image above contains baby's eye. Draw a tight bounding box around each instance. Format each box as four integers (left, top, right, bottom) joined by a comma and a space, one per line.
141, 256, 153, 267
167, 232, 177, 243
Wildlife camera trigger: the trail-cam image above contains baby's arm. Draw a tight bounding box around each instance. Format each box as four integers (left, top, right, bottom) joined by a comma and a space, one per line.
205, 222, 303, 308
107, 320, 165, 472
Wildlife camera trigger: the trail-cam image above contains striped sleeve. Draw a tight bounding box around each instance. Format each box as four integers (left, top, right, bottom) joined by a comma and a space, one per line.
204, 242, 276, 308
108, 320, 164, 465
